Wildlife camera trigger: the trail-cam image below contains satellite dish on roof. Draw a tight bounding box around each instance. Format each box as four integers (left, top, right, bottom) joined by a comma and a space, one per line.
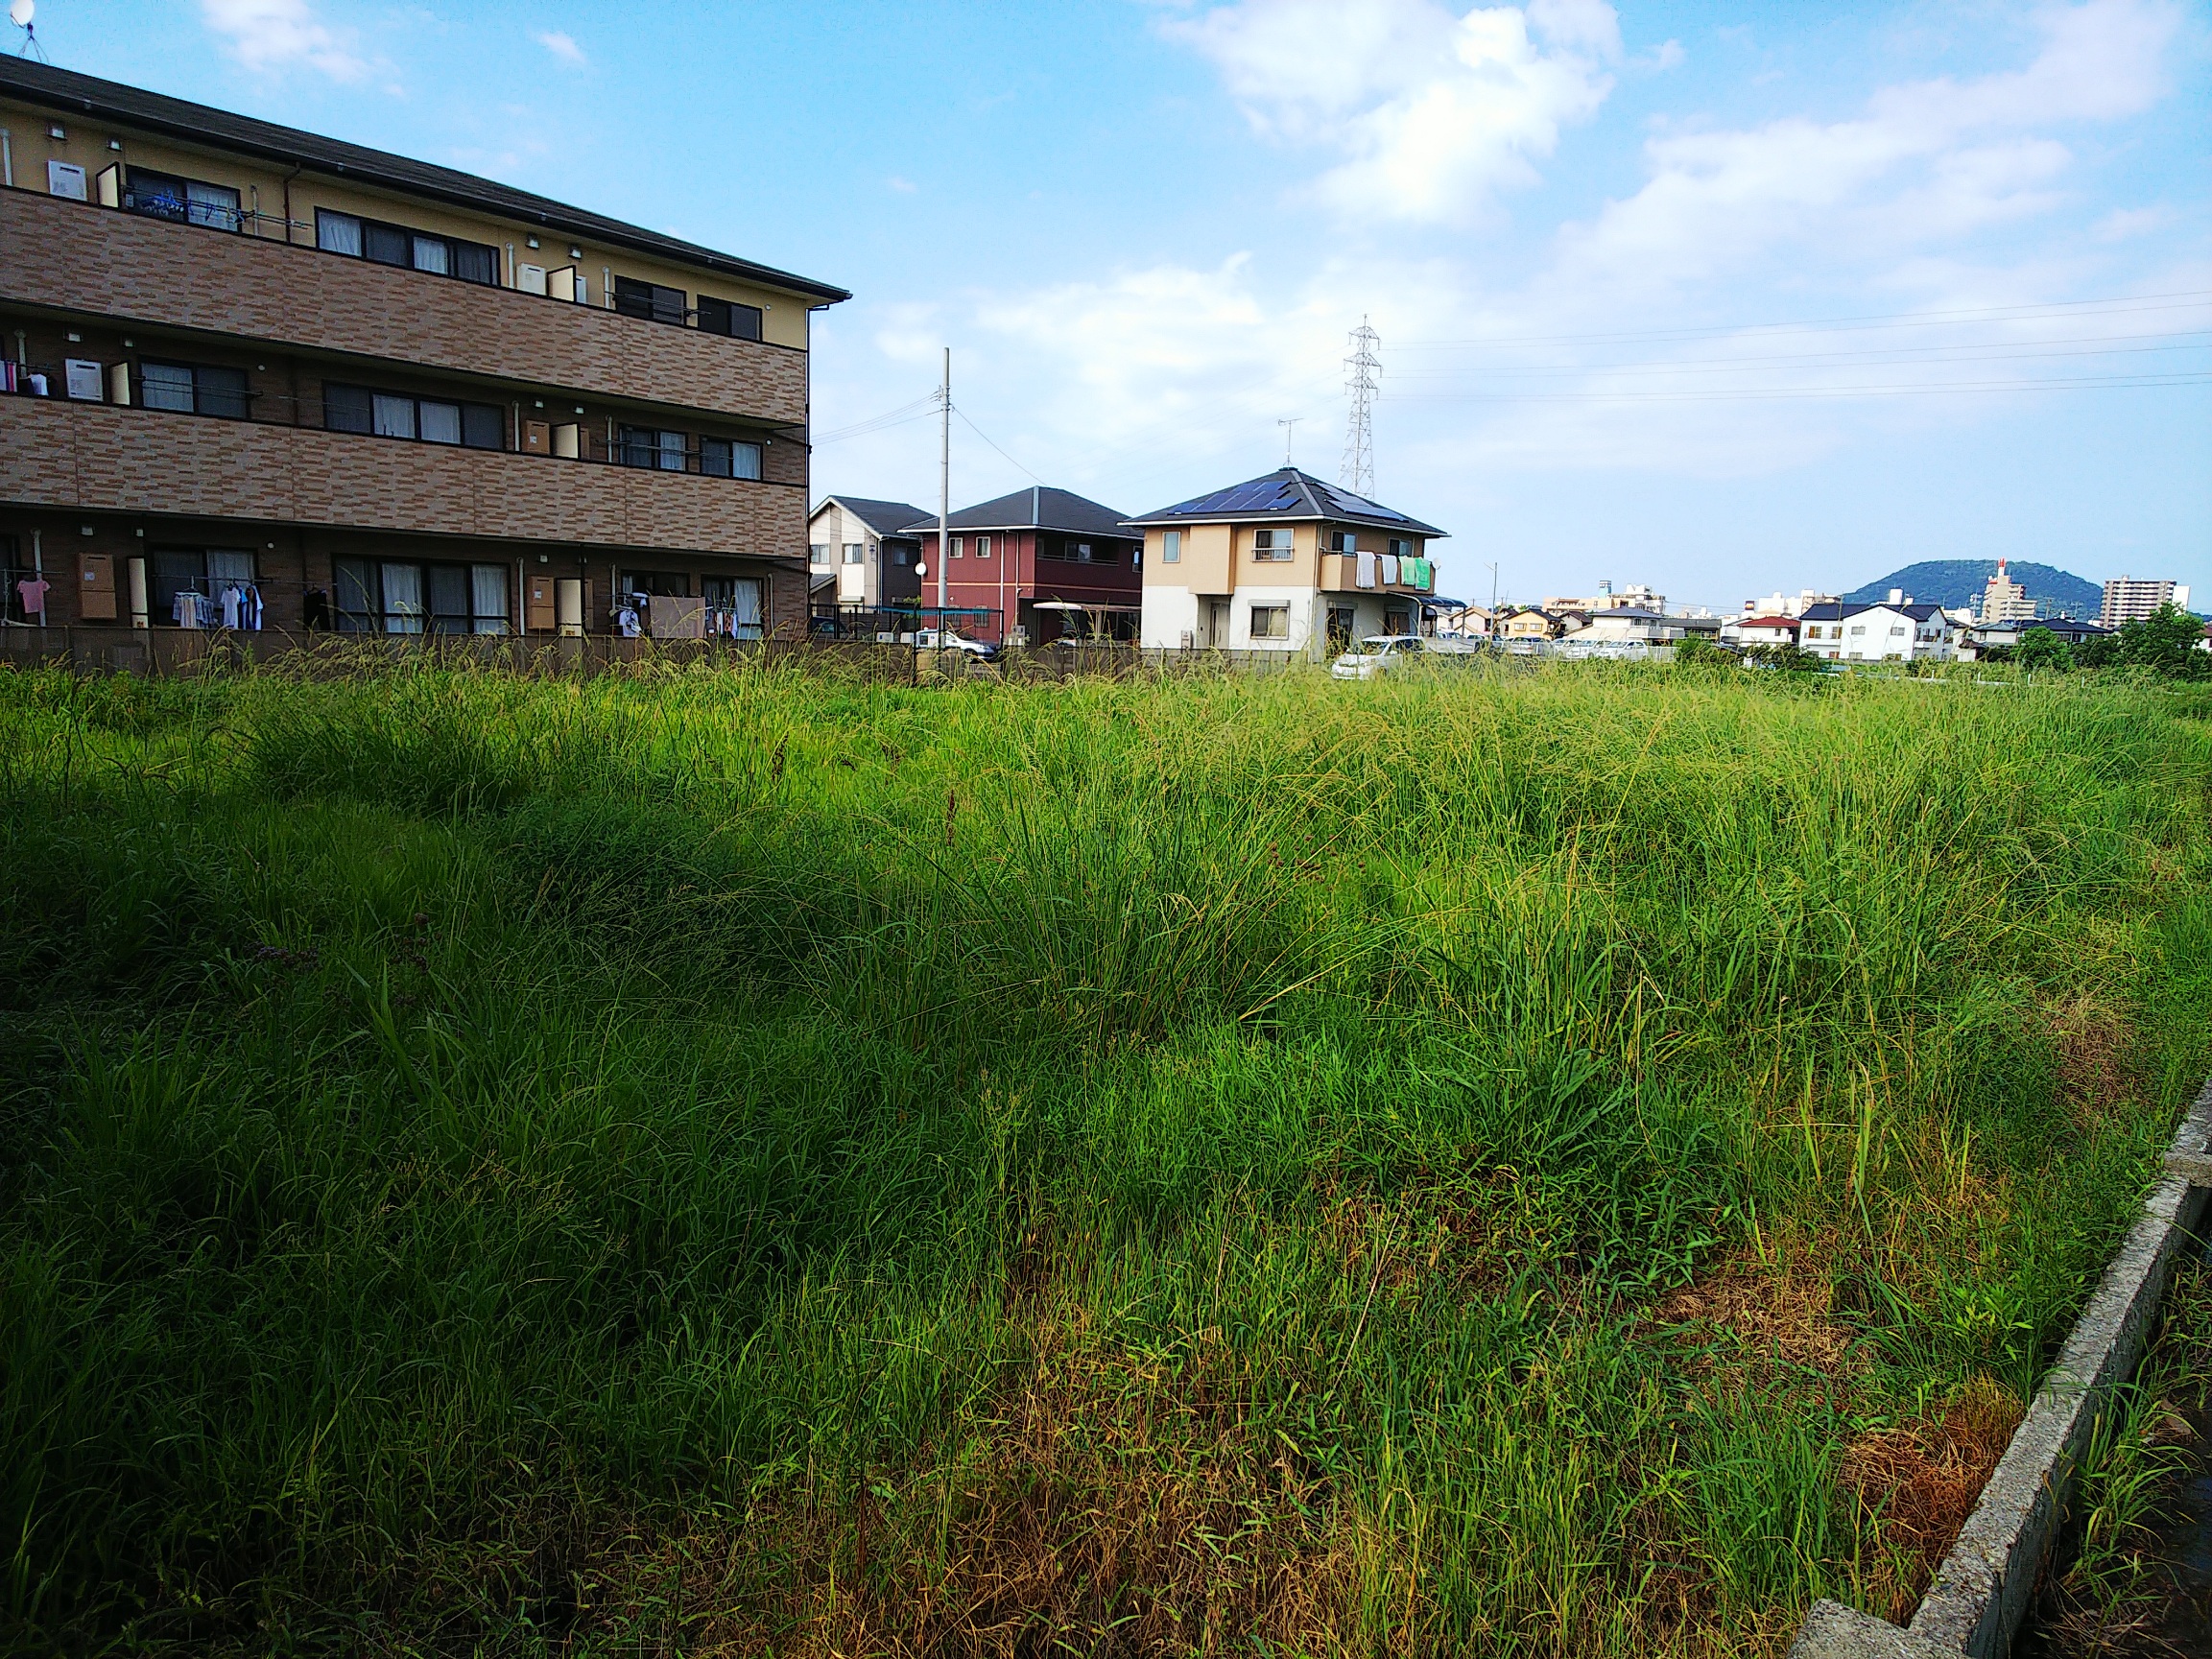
915, 560, 927, 578
9, 2, 32, 29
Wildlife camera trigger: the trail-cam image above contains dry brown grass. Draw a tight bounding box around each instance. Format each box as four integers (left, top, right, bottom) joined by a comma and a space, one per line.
2045, 991, 2144, 1130
566, 1310, 1378, 1657
1654, 1240, 1861, 1383
1839, 1374, 2025, 1622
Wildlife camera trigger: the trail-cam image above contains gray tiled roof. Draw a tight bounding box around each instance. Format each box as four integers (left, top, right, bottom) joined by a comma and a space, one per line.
0, 58, 849, 301
898, 486, 1133, 538
819, 497, 929, 537
1127, 466, 1446, 537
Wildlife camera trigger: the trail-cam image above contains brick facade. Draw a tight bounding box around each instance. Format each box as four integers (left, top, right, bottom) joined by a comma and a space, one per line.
0, 187, 809, 425
0, 397, 804, 557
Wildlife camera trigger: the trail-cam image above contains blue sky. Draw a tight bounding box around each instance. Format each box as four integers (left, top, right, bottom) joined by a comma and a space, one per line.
35, 0, 2212, 609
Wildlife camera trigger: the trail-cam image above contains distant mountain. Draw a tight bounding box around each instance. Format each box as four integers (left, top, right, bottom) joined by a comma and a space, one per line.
1843, 560, 2103, 617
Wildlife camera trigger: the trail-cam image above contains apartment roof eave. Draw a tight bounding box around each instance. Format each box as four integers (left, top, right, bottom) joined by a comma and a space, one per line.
0, 59, 851, 304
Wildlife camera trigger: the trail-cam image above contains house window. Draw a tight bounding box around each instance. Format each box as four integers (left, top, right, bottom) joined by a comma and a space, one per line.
1161, 530, 1180, 564
810, 543, 831, 566
975, 535, 990, 559
696, 296, 764, 341
125, 168, 243, 231
844, 543, 863, 565
1849, 625, 1866, 636
699, 438, 764, 479
150, 547, 255, 626
1389, 538, 1413, 558
324, 384, 503, 449
617, 425, 688, 470
1889, 626, 1907, 636
1252, 529, 1292, 561
1071, 542, 1095, 562
139, 360, 251, 419
950, 537, 963, 558
614, 276, 688, 326
1249, 604, 1289, 639
315, 209, 497, 285
892, 543, 910, 566
336, 557, 511, 634
1327, 532, 1356, 554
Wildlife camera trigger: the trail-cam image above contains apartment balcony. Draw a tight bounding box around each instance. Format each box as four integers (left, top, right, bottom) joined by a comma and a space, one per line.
0, 395, 803, 557
0, 185, 806, 426
1320, 552, 1434, 595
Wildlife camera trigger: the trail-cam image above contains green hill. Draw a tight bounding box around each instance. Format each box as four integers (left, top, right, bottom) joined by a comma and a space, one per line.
1844, 559, 2102, 616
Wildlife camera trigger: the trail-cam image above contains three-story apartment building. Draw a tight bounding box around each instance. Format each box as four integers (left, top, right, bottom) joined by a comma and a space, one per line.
0, 60, 846, 639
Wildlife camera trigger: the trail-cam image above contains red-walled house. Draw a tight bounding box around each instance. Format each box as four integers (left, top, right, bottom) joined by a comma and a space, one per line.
902, 486, 1140, 644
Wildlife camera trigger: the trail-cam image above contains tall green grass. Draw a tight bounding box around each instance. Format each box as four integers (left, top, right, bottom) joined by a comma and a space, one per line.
1, 656, 2207, 1654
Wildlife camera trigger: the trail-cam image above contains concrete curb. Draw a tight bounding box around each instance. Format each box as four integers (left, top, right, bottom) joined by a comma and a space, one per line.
1787, 1075, 2212, 1659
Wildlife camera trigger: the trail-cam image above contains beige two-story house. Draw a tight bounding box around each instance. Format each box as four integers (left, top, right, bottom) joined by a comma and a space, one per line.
1130, 467, 1445, 657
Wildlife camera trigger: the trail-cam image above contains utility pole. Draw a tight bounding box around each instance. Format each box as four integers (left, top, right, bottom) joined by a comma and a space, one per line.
1342, 317, 1379, 494
937, 346, 950, 619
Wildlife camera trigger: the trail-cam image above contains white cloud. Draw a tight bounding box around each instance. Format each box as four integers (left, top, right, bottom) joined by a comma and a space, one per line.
535, 30, 585, 66
1165, 0, 1619, 224
201, 0, 369, 82
1558, 0, 2180, 289
888, 175, 917, 194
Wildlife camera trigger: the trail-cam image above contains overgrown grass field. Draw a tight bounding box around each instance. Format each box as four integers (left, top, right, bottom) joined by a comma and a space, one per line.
3, 656, 2209, 1655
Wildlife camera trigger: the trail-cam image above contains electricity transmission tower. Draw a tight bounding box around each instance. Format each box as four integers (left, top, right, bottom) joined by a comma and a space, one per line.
1341, 317, 1380, 494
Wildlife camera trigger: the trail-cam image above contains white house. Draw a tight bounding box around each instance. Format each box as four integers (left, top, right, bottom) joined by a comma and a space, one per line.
1722, 613, 1801, 648
1559, 606, 1682, 645
1797, 599, 1962, 662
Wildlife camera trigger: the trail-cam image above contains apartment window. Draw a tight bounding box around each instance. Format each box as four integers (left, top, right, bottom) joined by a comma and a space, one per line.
150, 548, 255, 626
1252, 529, 1293, 562
844, 543, 863, 565
950, 537, 963, 558
315, 209, 497, 286
699, 438, 764, 479
810, 543, 831, 566
336, 557, 510, 634
974, 536, 990, 559
139, 360, 251, 420
1161, 531, 1180, 564
696, 296, 764, 341
1849, 625, 1866, 636
1327, 532, 1357, 554
324, 384, 503, 449
617, 425, 688, 470
1889, 626, 1908, 636
125, 168, 243, 232
702, 575, 765, 639
621, 572, 691, 598
614, 276, 688, 327
1249, 604, 1289, 639
1389, 538, 1414, 558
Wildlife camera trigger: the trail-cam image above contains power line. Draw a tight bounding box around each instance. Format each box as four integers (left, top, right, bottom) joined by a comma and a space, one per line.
1389, 335, 2212, 383
953, 406, 1046, 485
1386, 290, 2212, 351
813, 391, 941, 445
1391, 370, 2212, 406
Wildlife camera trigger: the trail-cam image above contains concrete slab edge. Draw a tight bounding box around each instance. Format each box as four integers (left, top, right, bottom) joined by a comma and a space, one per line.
1786, 1074, 2212, 1659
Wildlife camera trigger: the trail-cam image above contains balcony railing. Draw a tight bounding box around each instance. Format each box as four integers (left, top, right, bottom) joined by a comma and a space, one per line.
0, 184, 808, 425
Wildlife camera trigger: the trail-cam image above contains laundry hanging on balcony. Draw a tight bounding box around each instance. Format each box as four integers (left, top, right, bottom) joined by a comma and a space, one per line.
1356, 552, 1377, 588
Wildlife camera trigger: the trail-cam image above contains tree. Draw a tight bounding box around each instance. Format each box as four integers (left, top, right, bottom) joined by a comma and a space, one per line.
2074, 630, 2119, 669
2115, 604, 2210, 680
1673, 633, 1729, 669
1744, 642, 1823, 673
2011, 627, 2074, 672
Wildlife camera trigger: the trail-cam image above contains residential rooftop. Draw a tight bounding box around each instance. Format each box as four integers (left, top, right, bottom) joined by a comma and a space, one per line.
900, 486, 1131, 539
0, 58, 850, 302
819, 496, 930, 538
1127, 466, 1446, 536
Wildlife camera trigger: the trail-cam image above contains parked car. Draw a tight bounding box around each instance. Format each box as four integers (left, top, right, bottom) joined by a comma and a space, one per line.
913, 628, 998, 660
1330, 635, 1427, 680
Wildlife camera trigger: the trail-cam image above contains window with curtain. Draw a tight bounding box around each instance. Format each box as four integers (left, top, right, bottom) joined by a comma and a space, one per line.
699, 438, 763, 479
126, 168, 243, 231
314, 209, 498, 286
137, 360, 250, 419
325, 384, 504, 450
696, 296, 765, 341
334, 558, 510, 633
